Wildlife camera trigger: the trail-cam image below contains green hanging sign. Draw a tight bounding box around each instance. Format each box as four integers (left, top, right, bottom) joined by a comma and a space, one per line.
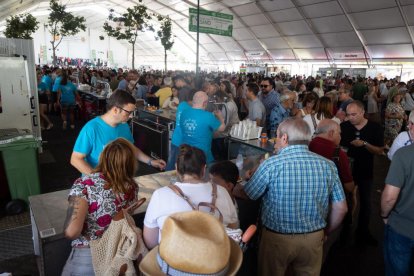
189, 8, 233, 37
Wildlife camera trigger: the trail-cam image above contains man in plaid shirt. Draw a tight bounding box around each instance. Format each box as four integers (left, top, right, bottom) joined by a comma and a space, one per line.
244, 117, 347, 276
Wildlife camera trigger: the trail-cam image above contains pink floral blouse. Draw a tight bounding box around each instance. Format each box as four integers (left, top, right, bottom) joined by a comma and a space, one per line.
69, 172, 137, 247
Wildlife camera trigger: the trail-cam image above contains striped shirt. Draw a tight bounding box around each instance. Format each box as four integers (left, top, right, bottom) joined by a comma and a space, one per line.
244, 145, 345, 233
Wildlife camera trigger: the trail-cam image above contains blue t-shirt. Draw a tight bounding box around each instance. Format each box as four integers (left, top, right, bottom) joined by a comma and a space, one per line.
52, 76, 62, 93
59, 81, 77, 105
180, 108, 221, 163
41, 75, 53, 91
37, 82, 48, 94
171, 102, 191, 146
73, 117, 134, 168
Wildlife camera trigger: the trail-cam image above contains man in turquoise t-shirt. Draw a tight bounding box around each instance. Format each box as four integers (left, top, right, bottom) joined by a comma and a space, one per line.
71, 90, 166, 174
180, 91, 225, 163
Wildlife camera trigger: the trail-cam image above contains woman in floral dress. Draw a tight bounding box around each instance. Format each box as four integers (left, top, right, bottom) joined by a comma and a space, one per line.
384, 93, 406, 146
62, 138, 139, 276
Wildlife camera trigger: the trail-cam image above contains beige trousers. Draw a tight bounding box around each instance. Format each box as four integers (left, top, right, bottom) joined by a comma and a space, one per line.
258, 227, 324, 276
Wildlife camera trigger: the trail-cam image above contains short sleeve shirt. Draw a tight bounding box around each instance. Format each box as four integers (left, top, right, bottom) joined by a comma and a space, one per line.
171, 102, 191, 146
385, 144, 414, 240
248, 98, 266, 126
180, 107, 221, 163
73, 117, 134, 169
69, 173, 137, 247
340, 120, 383, 180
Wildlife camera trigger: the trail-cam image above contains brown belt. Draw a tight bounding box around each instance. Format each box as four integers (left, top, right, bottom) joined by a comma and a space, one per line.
265, 226, 323, 235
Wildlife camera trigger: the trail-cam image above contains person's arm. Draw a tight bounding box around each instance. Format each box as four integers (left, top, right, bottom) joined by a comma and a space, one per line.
350, 139, 383, 155
325, 200, 347, 235
381, 184, 401, 223
70, 151, 93, 175
143, 226, 160, 249
214, 110, 226, 132
132, 145, 166, 170
63, 196, 88, 239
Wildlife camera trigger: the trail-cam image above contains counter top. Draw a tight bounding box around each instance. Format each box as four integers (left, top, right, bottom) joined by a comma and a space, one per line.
77, 89, 107, 100
228, 136, 275, 153
138, 108, 176, 122
29, 170, 175, 242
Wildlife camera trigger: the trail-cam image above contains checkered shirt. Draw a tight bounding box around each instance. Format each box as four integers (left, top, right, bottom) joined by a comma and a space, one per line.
244, 145, 345, 233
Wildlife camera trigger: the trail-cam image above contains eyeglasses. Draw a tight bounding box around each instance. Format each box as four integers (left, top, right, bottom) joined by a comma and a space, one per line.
260, 84, 270, 88
117, 106, 136, 115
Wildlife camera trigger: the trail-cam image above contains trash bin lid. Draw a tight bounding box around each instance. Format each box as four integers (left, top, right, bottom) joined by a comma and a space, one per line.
0, 128, 34, 145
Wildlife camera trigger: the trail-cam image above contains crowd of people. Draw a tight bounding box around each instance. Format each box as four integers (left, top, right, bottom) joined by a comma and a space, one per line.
34, 64, 414, 275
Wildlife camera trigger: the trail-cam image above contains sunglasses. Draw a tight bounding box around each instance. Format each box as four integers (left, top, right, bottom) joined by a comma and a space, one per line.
260, 84, 270, 88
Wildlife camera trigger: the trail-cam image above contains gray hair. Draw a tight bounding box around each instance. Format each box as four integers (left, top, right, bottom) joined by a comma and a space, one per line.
278, 117, 312, 144
409, 110, 414, 123
280, 91, 295, 102
163, 77, 172, 86
314, 119, 339, 135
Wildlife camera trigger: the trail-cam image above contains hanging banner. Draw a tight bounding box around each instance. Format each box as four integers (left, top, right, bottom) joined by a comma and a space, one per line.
91, 49, 96, 60
189, 8, 233, 37
40, 45, 47, 64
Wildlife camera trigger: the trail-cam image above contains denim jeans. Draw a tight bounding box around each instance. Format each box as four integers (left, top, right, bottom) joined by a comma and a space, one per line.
383, 224, 414, 276
61, 247, 94, 276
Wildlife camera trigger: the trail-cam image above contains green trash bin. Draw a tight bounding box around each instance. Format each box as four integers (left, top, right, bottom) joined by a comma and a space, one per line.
0, 137, 41, 203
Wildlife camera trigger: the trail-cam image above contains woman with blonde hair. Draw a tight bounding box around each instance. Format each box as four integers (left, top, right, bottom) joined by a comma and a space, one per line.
62, 138, 139, 276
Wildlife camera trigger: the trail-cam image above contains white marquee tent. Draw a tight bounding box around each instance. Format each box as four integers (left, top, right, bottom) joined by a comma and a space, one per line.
1, 0, 414, 74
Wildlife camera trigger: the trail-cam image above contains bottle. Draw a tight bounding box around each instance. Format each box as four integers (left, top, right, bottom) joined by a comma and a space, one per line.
236, 153, 244, 172
260, 133, 268, 144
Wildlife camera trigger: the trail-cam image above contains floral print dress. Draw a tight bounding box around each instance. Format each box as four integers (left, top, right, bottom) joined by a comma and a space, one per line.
69, 172, 137, 247
384, 102, 405, 143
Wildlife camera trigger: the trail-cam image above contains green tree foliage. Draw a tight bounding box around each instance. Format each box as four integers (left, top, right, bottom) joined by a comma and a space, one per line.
156, 15, 174, 72
47, 0, 86, 65
103, 1, 153, 69
4, 14, 39, 39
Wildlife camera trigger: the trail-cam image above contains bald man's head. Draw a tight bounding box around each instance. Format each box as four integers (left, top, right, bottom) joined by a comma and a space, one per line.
192, 91, 208, 108
314, 119, 341, 145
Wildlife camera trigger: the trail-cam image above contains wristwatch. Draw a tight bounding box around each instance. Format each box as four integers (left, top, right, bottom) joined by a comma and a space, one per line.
363, 141, 368, 146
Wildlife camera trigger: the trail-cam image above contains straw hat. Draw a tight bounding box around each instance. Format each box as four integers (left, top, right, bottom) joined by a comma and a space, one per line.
140, 211, 242, 276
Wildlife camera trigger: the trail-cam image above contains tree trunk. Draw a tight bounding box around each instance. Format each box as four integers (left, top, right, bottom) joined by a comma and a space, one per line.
132, 42, 135, 70
164, 49, 167, 72
52, 44, 56, 66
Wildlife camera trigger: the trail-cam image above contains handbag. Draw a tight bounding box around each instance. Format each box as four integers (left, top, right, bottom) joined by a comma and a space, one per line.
90, 198, 148, 276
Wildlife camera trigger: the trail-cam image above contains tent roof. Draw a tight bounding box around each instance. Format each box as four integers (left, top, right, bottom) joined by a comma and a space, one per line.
1, 0, 414, 64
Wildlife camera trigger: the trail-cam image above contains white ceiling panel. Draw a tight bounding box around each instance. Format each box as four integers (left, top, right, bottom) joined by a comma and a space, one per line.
203, 43, 225, 53
257, 0, 295, 12
310, 15, 352, 33
296, 48, 327, 59
232, 2, 261, 16
268, 8, 303, 23
368, 44, 414, 58
320, 32, 361, 47
232, 27, 255, 40
261, 37, 291, 49
361, 27, 411, 45
238, 39, 264, 50
278, 20, 313, 35
268, 49, 297, 59
300, 1, 342, 18
220, 41, 243, 51
351, 8, 404, 29
400, 0, 414, 4
403, 5, 414, 25
295, 0, 334, 6
232, 18, 244, 29
240, 13, 269, 26
198, 35, 215, 44
287, 34, 323, 48
211, 52, 229, 60
340, 0, 396, 13
250, 24, 281, 38
209, 35, 234, 43
221, 0, 253, 6
226, 51, 247, 60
